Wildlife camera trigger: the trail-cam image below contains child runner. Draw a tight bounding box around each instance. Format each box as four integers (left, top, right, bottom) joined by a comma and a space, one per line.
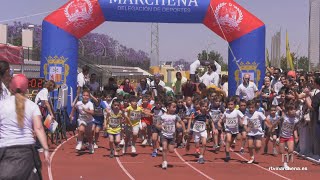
124, 96, 143, 154
105, 100, 127, 158
218, 97, 244, 162
91, 91, 107, 149
238, 99, 248, 154
151, 98, 166, 157
191, 100, 213, 164
184, 96, 195, 152
70, 89, 95, 154
157, 100, 186, 169
209, 95, 224, 152
243, 100, 272, 164
175, 96, 187, 148
278, 103, 301, 169
140, 94, 153, 146
264, 105, 280, 155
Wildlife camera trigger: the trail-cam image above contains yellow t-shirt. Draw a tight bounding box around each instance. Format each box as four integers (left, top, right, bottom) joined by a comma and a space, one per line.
126, 106, 143, 127
107, 111, 123, 134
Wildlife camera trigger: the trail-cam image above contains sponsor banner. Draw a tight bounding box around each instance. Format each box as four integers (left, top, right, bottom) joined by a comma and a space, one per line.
99, 0, 210, 23
228, 25, 266, 97
44, 0, 105, 38
203, 0, 264, 42
0, 44, 23, 64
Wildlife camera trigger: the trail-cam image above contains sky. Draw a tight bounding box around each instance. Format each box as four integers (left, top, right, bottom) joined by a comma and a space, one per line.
0, 0, 309, 63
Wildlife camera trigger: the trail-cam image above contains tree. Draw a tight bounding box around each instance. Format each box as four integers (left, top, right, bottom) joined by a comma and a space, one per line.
280, 53, 310, 72
197, 50, 228, 71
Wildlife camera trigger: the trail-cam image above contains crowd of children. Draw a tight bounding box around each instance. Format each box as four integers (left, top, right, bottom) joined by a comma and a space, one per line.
69, 84, 305, 170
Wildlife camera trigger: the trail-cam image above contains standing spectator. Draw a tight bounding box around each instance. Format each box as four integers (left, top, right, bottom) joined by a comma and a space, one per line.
88, 73, 100, 93
271, 68, 283, 95
77, 65, 90, 97
150, 74, 165, 97
104, 77, 118, 97
199, 64, 219, 87
136, 78, 150, 96
181, 79, 197, 97
221, 74, 229, 98
0, 74, 50, 179
34, 80, 56, 119
0, 60, 11, 101
172, 72, 187, 95
120, 78, 135, 95
235, 73, 258, 101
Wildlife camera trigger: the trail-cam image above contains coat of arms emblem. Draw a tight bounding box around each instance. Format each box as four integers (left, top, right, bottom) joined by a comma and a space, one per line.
44, 56, 70, 85
64, 0, 93, 29
214, 2, 243, 33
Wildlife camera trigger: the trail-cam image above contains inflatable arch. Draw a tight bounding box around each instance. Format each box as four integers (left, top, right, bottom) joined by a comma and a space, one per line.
41, 0, 265, 109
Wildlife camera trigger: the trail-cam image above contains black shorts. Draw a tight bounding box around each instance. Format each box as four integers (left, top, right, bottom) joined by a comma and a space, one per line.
160, 135, 176, 145
238, 125, 245, 133
265, 128, 279, 137
225, 132, 238, 139
151, 125, 161, 134
247, 135, 263, 140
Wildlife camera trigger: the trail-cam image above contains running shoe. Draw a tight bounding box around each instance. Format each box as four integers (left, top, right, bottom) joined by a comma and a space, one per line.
283, 163, 290, 170
225, 156, 230, 162
273, 148, 278, 156
89, 144, 94, 154
75, 142, 82, 151
239, 147, 244, 154
142, 139, 148, 146
110, 149, 114, 158
119, 139, 125, 146
151, 151, 157, 157
198, 157, 205, 164
162, 161, 168, 169
93, 143, 98, 149
131, 146, 137, 153
247, 157, 255, 164
159, 147, 163, 152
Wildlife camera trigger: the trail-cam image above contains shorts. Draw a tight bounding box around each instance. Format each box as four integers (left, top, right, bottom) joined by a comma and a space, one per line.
160, 135, 176, 145
279, 136, 294, 143
247, 135, 263, 141
125, 124, 140, 136
151, 125, 161, 134
92, 120, 103, 129
265, 128, 279, 137
77, 120, 93, 136
193, 131, 208, 143
225, 131, 238, 139
239, 125, 245, 133
108, 133, 121, 139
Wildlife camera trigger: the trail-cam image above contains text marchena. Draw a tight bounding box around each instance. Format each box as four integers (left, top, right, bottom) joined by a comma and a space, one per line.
109, 0, 199, 7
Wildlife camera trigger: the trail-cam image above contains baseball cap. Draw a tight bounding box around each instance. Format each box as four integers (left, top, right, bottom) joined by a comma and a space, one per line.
287, 71, 296, 79
10, 74, 28, 93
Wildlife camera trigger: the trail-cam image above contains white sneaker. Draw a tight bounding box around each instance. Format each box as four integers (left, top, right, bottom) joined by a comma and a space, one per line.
89, 144, 94, 154
120, 139, 125, 146
142, 139, 148, 146
93, 143, 98, 149
283, 163, 290, 170
159, 147, 163, 152
122, 145, 127, 154
131, 146, 136, 153
162, 161, 168, 169
76, 142, 83, 151
247, 157, 255, 164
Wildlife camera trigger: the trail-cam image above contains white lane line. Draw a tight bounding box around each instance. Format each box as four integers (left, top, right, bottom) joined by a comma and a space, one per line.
231, 149, 291, 180
174, 149, 215, 180
120, 161, 238, 164
49, 134, 77, 180
116, 157, 136, 180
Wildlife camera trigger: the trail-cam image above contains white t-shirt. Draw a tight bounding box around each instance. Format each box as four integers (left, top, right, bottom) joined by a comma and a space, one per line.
280, 115, 300, 138
0, 96, 41, 147
222, 109, 244, 134
77, 72, 88, 88
150, 80, 165, 88
243, 111, 266, 136
236, 82, 258, 101
200, 71, 220, 87
160, 113, 181, 138
190, 60, 201, 74
75, 101, 94, 122
34, 88, 49, 107
0, 82, 11, 101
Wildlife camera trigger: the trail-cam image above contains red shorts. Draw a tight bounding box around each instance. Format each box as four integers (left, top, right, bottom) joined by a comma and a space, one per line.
279, 136, 294, 143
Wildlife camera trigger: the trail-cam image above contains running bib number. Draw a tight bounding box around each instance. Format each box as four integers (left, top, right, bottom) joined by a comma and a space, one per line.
163, 124, 175, 134
193, 121, 206, 132
226, 118, 237, 128
130, 111, 141, 121
109, 118, 120, 128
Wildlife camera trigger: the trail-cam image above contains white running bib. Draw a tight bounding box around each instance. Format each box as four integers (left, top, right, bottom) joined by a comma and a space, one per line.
130, 111, 141, 121
163, 124, 175, 134
193, 121, 206, 132
109, 118, 120, 128
226, 118, 237, 128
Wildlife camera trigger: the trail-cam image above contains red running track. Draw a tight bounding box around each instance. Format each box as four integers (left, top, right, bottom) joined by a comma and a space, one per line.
41, 134, 320, 180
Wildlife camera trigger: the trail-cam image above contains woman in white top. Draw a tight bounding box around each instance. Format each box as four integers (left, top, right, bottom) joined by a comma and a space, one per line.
0, 74, 50, 180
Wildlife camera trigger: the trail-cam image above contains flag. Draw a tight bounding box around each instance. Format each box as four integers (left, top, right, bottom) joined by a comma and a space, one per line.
266, 48, 270, 67
286, 31, 294, 70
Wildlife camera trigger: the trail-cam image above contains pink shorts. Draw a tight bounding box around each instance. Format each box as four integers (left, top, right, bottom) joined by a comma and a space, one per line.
279, 136, 294, 143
